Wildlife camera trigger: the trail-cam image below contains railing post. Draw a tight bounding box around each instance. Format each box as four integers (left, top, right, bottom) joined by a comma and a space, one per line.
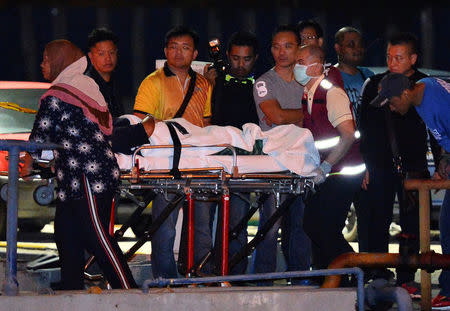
404, 179, 450, 311
3, 146, 20, 296
186, 192, 195, 277
0, 140, 61, 296
419, 188, 431, 311
221, 190, 230, 276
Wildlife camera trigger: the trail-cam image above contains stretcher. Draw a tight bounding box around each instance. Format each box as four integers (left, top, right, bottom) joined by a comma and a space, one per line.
21, 118, 319, 281
114, 130, 317, 277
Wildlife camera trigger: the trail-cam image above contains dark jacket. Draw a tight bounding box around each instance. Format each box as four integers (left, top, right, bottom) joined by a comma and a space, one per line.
210, 73, 259, 128
85, 64, 124, 119
111, 118, 148, 154
359, 69, 433, 172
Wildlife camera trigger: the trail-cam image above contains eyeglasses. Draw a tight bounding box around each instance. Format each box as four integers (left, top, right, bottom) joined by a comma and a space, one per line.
301, 35, 318, 41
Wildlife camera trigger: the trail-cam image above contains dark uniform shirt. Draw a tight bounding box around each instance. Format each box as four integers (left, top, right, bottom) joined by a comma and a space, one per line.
29, 96, 120, 201
359, 70, 429, 172
211, 73, 259, 128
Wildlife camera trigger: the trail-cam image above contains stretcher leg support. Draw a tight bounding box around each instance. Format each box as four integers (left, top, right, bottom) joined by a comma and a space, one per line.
221, 191, 230, 276
186, 192, 195, 277
125, 193, 185, 260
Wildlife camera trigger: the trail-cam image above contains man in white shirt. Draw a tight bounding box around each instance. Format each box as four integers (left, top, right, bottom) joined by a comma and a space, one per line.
295, 44, 364, 284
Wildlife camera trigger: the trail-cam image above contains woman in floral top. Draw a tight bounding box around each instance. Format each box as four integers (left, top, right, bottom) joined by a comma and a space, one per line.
25, 40, 136, 290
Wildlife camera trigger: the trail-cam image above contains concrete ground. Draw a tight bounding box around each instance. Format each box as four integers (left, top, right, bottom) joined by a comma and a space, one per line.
0, 285, 358, 311
0, 222, 445, 310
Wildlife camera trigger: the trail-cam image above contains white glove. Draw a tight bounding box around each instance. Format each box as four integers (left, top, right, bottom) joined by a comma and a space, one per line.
312, 161, 332, 185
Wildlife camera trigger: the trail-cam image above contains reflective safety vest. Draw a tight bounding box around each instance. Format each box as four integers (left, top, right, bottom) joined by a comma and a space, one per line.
302, 78, 365, 175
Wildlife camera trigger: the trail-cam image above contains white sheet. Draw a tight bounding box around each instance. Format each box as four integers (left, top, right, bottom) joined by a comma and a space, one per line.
116, 115, 320, 176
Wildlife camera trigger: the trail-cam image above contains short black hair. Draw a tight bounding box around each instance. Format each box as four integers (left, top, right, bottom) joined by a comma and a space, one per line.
87, 27, 118, 50
272, 24, 301, 45
388, 32, 419, 55
226, 30, 259, 55
165, 25, 199, 50
334, 26, 362, 45
297, 19, 324, 39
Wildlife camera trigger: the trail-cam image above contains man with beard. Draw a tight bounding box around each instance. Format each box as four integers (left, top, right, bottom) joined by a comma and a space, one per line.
333, 26, 374, 253
334, 27, 374, 128
203, 30, 259, 275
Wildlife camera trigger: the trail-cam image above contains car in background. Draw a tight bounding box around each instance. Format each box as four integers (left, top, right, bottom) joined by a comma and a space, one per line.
0, 81, 54, 238
342, 68, 450, 242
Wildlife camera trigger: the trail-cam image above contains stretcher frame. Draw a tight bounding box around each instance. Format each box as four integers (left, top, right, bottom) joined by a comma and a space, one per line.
114, 144, 315, 277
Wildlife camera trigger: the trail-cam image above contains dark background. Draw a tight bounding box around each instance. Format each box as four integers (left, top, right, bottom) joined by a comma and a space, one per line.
0, 3, 448, 112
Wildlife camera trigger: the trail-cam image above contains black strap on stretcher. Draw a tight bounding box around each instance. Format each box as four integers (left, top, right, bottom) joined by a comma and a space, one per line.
165, 121, 189, 179
166, 67, 196, 178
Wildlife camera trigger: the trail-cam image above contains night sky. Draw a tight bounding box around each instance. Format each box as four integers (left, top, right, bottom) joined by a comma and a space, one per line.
0, 3, 448, 112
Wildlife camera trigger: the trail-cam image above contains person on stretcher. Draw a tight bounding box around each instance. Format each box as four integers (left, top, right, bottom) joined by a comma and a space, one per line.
33, 111, 319, 177
112, 114, 320, 177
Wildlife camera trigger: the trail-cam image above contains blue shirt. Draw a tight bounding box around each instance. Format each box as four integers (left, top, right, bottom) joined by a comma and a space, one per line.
29, 96, 120, 201
415, 78, 450, 152
340, 66, 374, 126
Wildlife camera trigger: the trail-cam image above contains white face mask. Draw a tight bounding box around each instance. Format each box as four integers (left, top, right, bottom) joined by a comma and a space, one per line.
293, 62, 320, 86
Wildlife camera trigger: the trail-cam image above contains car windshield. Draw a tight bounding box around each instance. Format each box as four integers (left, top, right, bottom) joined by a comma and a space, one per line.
0, 89, 47, 134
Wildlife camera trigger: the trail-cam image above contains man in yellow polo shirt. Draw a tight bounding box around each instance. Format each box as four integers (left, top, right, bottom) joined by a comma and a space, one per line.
134, 26, 211, 127
133, 26, 213, 278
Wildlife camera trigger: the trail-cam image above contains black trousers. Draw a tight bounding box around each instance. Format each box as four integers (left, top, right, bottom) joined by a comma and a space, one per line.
357, 166, 428, 284
54, 179, 137, 290
303, 173, 364, 270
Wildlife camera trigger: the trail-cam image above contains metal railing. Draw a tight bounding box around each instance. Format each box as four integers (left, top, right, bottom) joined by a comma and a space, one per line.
0, 139, 60, 296
404, 179, 450, 311
142, 268, 365, 311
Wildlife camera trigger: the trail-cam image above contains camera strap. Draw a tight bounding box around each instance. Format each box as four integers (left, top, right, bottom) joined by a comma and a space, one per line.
173, 69, 197, 119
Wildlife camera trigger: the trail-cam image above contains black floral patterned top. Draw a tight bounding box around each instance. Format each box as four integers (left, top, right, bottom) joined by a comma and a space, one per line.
29, 95, 120, 201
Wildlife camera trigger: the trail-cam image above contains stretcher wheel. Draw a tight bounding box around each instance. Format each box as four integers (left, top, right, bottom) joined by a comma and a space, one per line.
33, 185, 54, 206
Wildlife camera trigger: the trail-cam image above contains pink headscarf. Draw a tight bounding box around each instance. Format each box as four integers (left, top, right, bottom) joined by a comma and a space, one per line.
41, 40, 112, 135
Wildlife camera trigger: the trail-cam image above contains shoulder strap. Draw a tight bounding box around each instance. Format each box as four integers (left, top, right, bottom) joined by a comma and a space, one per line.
173, 70, 197, 119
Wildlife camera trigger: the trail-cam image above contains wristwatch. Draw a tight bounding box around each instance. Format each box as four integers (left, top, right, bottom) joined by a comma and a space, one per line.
142, 113, 153, 123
